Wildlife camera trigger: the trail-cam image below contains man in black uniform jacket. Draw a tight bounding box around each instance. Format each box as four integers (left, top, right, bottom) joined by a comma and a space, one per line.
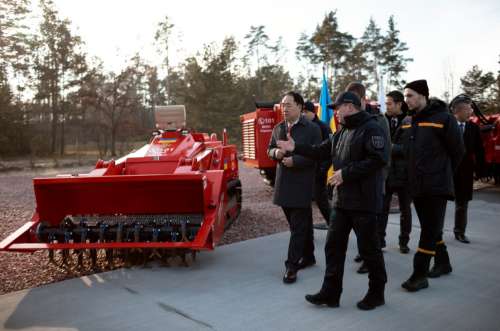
278, 91, 389, 311
448, 95, 486, 245
267, 92, 322, 284
345, 82, 391, 275
303, 101, 332, 229
379, 91, 412, 254
401, 80, 465, 292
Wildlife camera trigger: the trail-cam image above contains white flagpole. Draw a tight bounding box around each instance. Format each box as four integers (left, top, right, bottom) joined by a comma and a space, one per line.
378, 73, 386, 114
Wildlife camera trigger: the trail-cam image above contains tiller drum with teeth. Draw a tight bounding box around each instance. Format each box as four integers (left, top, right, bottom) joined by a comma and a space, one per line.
0, 105, 242, 269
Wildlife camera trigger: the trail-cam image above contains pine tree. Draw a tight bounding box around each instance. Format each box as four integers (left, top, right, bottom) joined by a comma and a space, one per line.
0, 0, 31, 88
295, 11, 354, 94
460, 65, 496, 113
33, 0, 87, 155
380, 16, 413, 90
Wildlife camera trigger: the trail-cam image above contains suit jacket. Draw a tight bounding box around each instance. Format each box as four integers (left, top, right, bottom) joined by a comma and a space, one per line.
454, 121, 486, 201
267, 116, 322, 208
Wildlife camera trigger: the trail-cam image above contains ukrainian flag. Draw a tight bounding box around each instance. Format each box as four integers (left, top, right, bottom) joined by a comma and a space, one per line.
317, 72, 337, 133
317, 71, 336, 179
159, 137, 177, 144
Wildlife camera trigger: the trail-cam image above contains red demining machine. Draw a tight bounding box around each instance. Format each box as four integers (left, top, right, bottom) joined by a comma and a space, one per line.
0, 106, 242, 268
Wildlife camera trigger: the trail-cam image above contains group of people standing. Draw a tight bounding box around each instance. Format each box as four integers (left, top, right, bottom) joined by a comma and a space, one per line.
267, 79, 486, 311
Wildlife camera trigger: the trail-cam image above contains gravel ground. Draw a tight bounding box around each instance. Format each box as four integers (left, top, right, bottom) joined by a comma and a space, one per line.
0, 162, 328, 295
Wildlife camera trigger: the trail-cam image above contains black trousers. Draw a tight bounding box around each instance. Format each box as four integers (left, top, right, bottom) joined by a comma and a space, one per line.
412, 197, 450, 276
454, 200, 469, 235
321, 208, 387, 297
314, 171, 331, 225
379, 186, 412, 246
282, 207, 314, 270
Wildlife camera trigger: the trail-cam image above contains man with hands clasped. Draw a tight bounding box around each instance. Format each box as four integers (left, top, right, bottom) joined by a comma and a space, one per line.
267, 91, 322, 285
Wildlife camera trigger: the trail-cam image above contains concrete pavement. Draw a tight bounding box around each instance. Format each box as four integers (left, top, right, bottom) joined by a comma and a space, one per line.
1, 186, 499, 331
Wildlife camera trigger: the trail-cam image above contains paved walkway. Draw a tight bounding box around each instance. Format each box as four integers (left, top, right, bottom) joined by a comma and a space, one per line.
1, 187, 499, 331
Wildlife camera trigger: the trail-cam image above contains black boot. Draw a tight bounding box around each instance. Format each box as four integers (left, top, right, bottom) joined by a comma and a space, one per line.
399, 236, 410, 254
357, 261, 369, 274
399, 243, 410, 254
428, 264, 452, 278
402, 252, 431, 292
357, 287, 385, 310
428, 243, 452, 278
402, 275, 429, 292
305, 291, 340, 308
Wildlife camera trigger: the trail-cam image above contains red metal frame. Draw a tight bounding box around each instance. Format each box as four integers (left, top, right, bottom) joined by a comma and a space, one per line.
471, 114, 500, 166
240, 104, 284, 171
0, 129, 240, 253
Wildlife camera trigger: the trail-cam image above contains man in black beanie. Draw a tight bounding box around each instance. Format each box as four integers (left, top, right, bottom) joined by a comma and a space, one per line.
401, 80, 464, 292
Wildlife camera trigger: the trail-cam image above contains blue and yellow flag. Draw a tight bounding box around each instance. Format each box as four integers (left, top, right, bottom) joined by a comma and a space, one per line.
317, 72, 336, 133
317, 71, 336, 179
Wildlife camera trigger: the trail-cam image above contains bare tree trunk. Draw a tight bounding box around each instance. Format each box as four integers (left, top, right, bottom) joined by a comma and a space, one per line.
50, 91, 57, 154
103, 131, 108, 157
111, 125, 117, 157
59, 114, 65, 156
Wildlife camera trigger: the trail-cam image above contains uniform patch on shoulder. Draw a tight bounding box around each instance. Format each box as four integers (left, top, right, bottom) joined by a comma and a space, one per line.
371, 136, 385, 149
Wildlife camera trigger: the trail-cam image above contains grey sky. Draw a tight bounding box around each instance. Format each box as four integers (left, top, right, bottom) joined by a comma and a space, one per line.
52, 0, 500, 98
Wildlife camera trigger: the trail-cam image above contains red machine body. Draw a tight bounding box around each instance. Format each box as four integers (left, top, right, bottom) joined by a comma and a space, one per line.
471, 113, 500, 183
1, 108, 241, 258
240, 102, 283, 183
240, 101, 330, 184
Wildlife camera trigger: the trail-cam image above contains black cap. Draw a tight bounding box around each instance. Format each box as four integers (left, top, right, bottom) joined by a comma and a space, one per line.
328, 91, 361, 109
304, 101, 316, 113
404, 80, 429, 98
449, 94, 472, 110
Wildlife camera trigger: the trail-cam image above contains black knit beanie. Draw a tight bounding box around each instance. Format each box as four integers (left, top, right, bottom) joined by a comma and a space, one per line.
404, 80, 429, 98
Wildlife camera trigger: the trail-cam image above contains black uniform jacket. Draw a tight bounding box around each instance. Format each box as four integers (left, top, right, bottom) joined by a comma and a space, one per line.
403, 98, 465, 200
267, 116, 322, 208
454, 121, 485, 201
294, 110, 389, 213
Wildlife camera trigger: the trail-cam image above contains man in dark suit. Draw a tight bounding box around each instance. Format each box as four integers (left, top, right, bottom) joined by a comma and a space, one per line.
303, 101, 332, 229
267, 91, 322, 284
379, 91, 412, 254
448, 95, 486, 245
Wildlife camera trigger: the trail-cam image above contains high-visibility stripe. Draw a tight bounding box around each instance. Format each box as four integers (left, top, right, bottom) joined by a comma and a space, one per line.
436, 240, 445, 245
401, 124, 411, 129
417, 247, 436, 255
418, 122, 444, 128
